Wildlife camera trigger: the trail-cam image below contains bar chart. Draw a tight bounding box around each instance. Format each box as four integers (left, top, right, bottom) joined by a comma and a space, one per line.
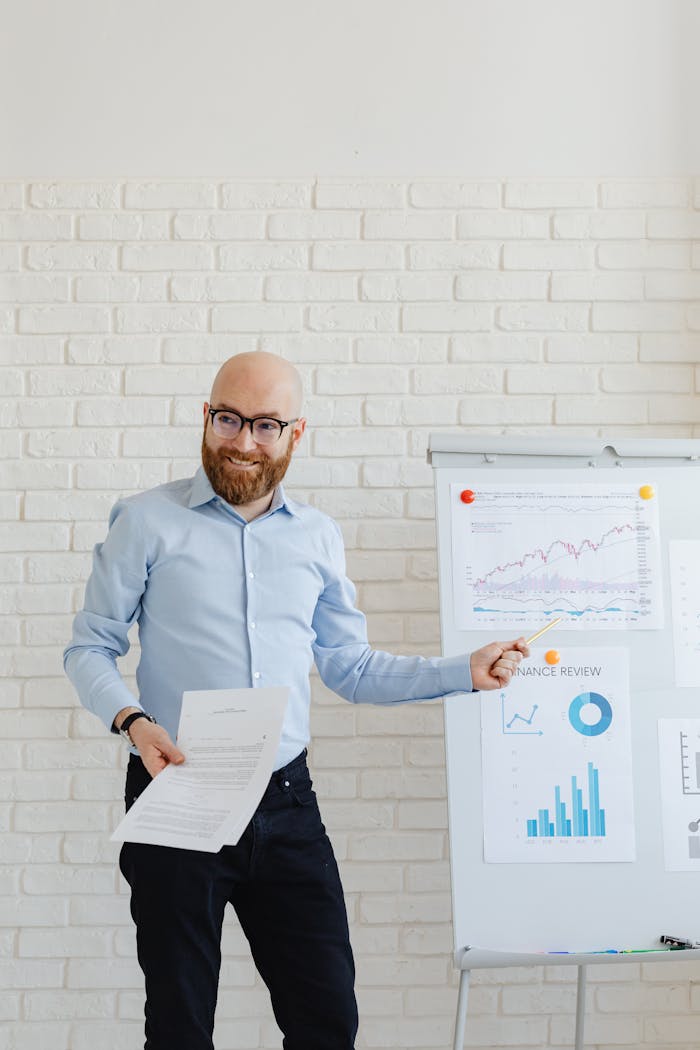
526, 762, 606, 839
659, 719, 700, 870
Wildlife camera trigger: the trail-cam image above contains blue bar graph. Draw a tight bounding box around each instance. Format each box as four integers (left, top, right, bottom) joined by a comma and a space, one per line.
526, 762, 606, 839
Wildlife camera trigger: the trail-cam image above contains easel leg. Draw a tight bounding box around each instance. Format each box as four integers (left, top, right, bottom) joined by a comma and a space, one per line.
574, 964, 586, 1050
452, 968, 470, 1050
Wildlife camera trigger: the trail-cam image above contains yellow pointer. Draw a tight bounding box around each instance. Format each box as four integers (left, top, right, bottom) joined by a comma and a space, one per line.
524, 616, 563, 646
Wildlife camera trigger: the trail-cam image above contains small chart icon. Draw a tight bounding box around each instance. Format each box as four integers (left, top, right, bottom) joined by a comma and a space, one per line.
569, 692, 613, 737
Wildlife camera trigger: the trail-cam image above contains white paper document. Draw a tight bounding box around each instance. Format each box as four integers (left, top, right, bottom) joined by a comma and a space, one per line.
480, 647, 635, 863
669, 541, 700, 687
451, 482, 663, 632
658, 719, 700, 871
111, 687, 288, 853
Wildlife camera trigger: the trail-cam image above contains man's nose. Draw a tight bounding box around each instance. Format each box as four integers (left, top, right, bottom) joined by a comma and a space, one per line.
230, 424, 258, 452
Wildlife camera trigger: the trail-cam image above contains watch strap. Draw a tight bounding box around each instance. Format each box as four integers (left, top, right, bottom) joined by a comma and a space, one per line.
117, 711, 156, 744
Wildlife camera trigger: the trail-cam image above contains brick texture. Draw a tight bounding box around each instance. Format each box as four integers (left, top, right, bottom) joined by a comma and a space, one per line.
2, 177, 700, 1050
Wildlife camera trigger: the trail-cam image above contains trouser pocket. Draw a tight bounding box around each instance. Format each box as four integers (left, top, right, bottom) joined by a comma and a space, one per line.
123, 754, 153, 812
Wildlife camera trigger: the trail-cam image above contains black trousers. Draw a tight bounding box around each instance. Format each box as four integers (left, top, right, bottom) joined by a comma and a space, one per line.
119, 751, 358, 1050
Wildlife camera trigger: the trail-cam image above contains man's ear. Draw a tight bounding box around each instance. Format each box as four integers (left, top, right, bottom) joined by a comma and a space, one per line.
291, 417, 307, 450
203, 402, 210, 423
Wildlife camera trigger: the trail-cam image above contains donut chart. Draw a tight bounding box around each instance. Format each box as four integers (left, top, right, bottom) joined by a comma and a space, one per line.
568, 692, 613, 737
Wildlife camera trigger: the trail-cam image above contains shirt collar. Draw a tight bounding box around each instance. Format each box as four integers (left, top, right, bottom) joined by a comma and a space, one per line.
188, 466, 299, 518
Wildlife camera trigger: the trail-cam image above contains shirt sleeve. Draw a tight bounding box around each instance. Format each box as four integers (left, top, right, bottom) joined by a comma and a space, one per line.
63, 498, 149, 732
311, 520, 472, 704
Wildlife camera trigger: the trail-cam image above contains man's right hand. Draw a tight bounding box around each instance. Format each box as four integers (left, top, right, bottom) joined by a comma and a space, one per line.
114, 708, 186, 778
128, 718, 186, 778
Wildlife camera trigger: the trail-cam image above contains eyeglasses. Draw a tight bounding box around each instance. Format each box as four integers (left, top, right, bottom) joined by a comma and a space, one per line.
207, 407, 299, 445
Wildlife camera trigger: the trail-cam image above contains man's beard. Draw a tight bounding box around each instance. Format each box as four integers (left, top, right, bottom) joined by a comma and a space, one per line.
201, 433, 294, 506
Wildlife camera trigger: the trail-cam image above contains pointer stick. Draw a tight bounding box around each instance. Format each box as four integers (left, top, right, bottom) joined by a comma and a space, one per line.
524, 617, 563, 646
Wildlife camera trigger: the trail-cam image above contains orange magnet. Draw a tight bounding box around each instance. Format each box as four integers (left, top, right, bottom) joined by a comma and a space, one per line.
545, 649, 560, 666
460, 489, 475, 504
639, 485, 655, 500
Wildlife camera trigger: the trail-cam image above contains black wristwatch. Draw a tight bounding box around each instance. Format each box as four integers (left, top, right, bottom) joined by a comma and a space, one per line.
112, 711, 157, 745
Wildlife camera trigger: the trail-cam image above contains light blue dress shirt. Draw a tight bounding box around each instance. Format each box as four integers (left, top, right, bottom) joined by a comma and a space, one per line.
64, 468, 471, 769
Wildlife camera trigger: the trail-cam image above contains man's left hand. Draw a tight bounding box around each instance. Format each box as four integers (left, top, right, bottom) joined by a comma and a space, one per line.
470, 638, 530, 691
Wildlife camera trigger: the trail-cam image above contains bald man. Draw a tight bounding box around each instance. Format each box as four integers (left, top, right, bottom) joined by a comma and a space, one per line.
65, 352, 528, 1050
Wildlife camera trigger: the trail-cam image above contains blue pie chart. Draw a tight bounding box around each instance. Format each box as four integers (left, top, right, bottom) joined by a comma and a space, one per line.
568, 692, 613, 736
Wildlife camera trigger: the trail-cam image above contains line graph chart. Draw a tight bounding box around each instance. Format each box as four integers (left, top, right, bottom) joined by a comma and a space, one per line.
451, 483, 662, 631
501, 693, 541, 735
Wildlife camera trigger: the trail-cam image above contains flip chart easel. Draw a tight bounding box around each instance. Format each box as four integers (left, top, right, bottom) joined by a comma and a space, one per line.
428, 436, 700, 1050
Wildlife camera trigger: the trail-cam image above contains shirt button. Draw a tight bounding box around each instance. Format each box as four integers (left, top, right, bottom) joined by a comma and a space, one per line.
250, 622, 256, 629
253, 672, 261, 680
248, 571, 255, 579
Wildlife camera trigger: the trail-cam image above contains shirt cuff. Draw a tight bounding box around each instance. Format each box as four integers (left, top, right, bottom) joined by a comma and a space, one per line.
437, 653, 473, 695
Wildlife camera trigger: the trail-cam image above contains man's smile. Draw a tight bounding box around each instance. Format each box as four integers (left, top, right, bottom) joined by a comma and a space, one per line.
225, 454, 261, 471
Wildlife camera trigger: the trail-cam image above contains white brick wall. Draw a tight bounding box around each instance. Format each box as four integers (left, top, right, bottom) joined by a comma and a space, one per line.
1, 176, 700, 1049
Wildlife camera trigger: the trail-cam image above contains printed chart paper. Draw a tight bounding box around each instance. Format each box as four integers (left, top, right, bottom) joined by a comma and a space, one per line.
481, 648, 635, 863
670, 541, 700, 687
111, 687, 288, 853
658, 719, 700, 871
451, 483, 663, 632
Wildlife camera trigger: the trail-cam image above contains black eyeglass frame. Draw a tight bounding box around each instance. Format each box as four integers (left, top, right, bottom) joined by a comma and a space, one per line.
207, 407, 299, 443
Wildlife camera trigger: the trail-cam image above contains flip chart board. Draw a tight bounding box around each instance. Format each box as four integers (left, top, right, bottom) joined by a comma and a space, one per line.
429, 436, 700, 963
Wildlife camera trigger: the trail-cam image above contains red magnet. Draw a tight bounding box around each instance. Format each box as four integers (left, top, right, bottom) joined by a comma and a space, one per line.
460, 489, 475, 504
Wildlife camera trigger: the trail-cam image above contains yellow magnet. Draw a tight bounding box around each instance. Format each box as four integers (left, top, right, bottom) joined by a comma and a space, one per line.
639, 485, 655, 500
545, 649, 560, 666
